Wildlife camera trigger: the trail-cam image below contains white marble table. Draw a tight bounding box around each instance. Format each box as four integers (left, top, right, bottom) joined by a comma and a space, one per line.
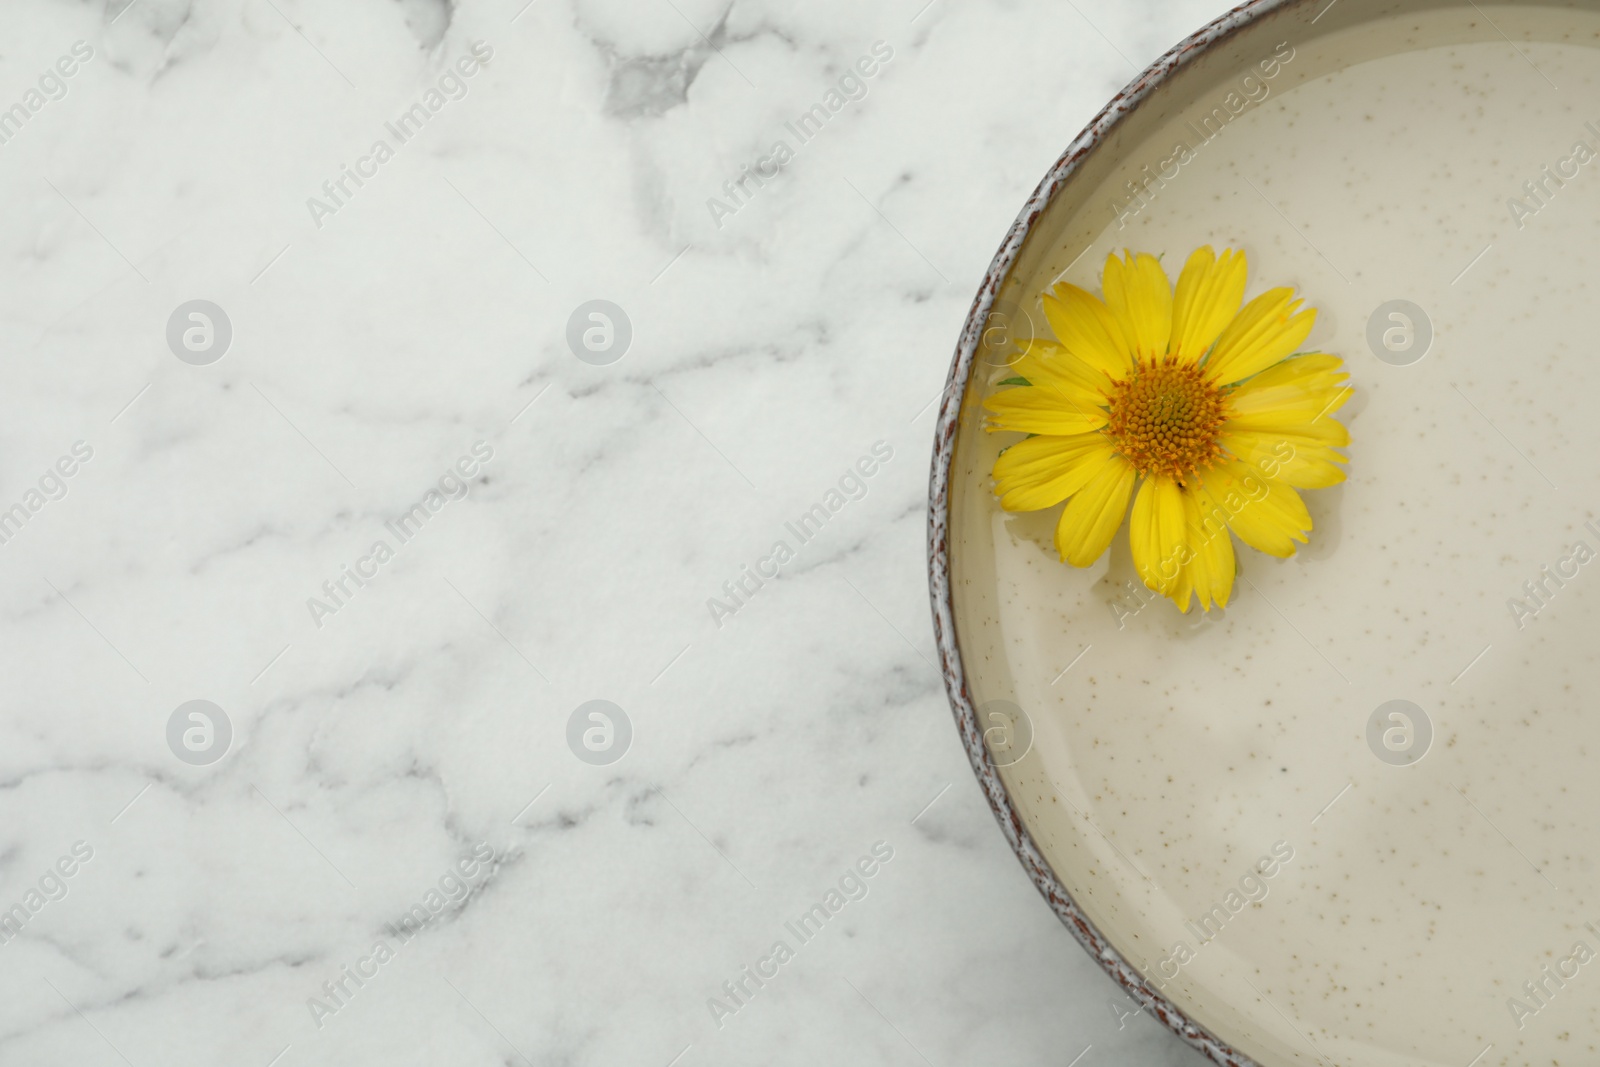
0, 0, 1234, 1063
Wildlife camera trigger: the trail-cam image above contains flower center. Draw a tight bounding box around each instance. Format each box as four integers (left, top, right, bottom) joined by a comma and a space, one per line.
1105, 360, 1228, 484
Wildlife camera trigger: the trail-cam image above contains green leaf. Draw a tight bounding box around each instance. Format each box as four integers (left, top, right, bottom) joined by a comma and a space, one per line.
998, 376, 1030, 387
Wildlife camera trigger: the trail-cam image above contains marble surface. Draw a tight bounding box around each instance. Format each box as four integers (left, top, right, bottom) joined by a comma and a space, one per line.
0, 0, 1236, 1064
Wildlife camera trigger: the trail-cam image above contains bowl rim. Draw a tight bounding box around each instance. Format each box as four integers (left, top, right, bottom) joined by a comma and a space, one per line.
924, 1, 1306, 1063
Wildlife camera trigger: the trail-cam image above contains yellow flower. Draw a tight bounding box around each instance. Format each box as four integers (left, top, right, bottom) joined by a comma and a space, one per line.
985, 247, 1351, 613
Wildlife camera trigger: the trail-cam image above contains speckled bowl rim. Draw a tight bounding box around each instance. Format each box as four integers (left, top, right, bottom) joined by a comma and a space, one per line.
925, 1, 1308, 1064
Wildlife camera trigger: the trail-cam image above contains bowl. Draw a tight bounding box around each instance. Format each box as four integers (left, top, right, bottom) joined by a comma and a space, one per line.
929, 2, 1600, 1063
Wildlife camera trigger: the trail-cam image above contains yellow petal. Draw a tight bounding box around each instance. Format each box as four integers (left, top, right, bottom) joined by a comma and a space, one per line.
1234, 352, 1348, 394
1228, 355, 1350, 420
1219, 429, 1348, 489
1041, 283, 1134, 379
1180, 484, 1236, 612
1226, 410, 1350, 448
1170, 247, 1247, 364
1225, 355, 1352, 445
1055, 455, 1137, 566
1203, 288, 1316, 385
1010, 339, 1114, 410
1270, 448, 1347, 489
1129, 476, 1187, 596
993, 434, 1119, 512
1207, 460, 1311, 557
1102, 251, 1173, 361
984, 384, 1108, 436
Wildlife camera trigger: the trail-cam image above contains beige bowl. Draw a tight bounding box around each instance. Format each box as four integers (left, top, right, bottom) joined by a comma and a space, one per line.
930, 2, 1600, 1064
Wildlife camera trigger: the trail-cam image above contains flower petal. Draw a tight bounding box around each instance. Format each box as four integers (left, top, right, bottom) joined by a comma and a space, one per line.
1208, 460, 1311, 557
1227, 354, 1351, 423
1224, 354, 1352, 455
1102, 251, 1173, 361
984, 383, 1108, 436
1010, 338, 1114, 410
1219, 429, 1347, 489
993, 434, 1119, 512
1225, 413, 1349, 448
1170, 247, 1248, 364
1041, 283, 1134, 379
1235, 352, 1348, 394
1129, 476, 1187, 597
1181, 484, 1236, 612
1203, 288, 1316, 385
1055, 454, 1137, 566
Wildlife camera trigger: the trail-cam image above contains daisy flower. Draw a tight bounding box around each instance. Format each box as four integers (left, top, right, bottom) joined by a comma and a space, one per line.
985, 247, 1351, 613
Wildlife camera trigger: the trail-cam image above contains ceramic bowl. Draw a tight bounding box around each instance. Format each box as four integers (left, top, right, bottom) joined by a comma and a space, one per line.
929, 1, 1600, 1063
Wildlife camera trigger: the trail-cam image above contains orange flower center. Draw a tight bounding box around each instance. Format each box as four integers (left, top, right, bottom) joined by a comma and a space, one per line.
1105, 360, 1228, 485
